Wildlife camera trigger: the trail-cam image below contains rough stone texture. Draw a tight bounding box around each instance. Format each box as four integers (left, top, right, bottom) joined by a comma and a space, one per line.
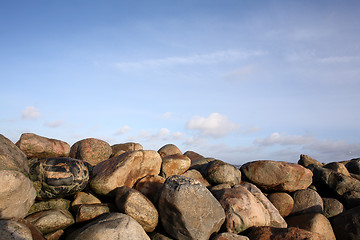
28, 198, 71, 215
212, 232, 250, 240
298, 154, 323, 168
332, 205, 360, 240
158, 144, 182, 158
182, 169, 211, 187
115, 186, 159, 232
246, 226, 325, 240
287, 213, 336, 240
183, 150, 204, 162
241, 160, 313, 192
324, 162, 350, 176
158, 175, 225, 240
205, 160, 242, 186
66, 213, 150, 240
90, 150, 162, 196
45, 230, 64, 240
71, 192, 101, 212
322, 198, 344, 218
0, 134, 29, 173
25, 209, 74, 235
16, 133, 70, 159
291, 189, 323, 216
267, 192, 294, 217
241, 182, 287, 228
342, 190, 360, 209
0, 170, 36, 219
75, 204, 110, 222
111, 142, 143, 157
160, 153, 191, 178
213, 184, 271, 234
0, 218, 34, 240
29, 157, 90, 199
69, 138, 112, 165
134, 175, 165, 204
345, 158, 360, 175
190, 157, 217, 175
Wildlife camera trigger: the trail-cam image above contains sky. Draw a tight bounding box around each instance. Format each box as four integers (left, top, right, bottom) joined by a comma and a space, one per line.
1, 0, 360, 165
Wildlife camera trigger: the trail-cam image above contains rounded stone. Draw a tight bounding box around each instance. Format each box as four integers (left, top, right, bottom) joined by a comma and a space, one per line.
69, 138, 112, 165
291, 189, 323, 216
267, 192, 294, 217
160, 153, 191, 178
158, 144, 182, 158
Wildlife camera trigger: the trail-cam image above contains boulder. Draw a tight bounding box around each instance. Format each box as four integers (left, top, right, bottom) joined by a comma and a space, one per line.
66, 213, 150, 240
205, 160, 242, 186
291, 189, 323, 216
287, 213, 336, 240
322, 198, 344, 218
324, 162, 350, 176
183, 150, 204, 162
190, 157, 216, 175
332, 205, 360, 240
71, 192, 102, 212
134, 175, 165, 204
0, 218, 41, 240
28, 198, 71, 215
342, 190, 360, 209
158, 175, 225, 240
212, 232, 250, 240
25, 209, 74, 235
29, 158, 90, 199
16, 133, 70, 159
111, 142, 143, 157
160, 153, 191, 178
298, 154, 323, 167
69, 138, 112, 165
345, 158, 360, 175
148, 231, 174, 240
246, 226, 325, 240
75, 204, 110, 222
241, 160, 313, 192
115, 186, 159, 232
158, 144, 182, 158
90, 150, 162, 196
0, 134, 29, 173
0, 170, 36, 219
267, 192, 294, 217
182, 169, 211, 187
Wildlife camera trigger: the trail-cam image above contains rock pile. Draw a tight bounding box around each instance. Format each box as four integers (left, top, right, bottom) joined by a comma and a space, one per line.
0, 132, 359, 240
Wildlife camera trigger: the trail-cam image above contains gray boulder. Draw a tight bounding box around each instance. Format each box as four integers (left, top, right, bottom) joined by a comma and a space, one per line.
0, 134, 29, 173
205, 160, 242, 186
322, 198, 344, 218
332, 205, 360, 240
291, 188, 323, 216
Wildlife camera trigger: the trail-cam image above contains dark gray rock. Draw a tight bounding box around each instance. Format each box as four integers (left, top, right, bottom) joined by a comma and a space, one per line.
332, 206, 360, 240
345, 158, 360, 175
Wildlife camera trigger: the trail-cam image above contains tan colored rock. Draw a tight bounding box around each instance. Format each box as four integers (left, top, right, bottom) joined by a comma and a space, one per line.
291, 189, 323, 216
0, 134, 29, 173
324, 162, 350, 176
298, 154, 323, 167
69, 138, 112, 165
75, 204, 110, 223
134, 175, 165, 204
45, 230, 64, 240
112, 142, 143, 157
90, 150, 162, 196
0, 170, 36, 219
241, 160, 313, 192
158, 144, 182, 158
16, 133, 70, 159
158, 175, 225, 240
71, 192, 101, 212
267, 192, 294, 217
160, 153, 191, 178
182, 169, 211, 187
246, 226, 325, 240
115, 187, 158, 232
205, 160, 242, 186
212, 232, 249, 240
322, 198, 344, 218
183, 150, 204, 162
287, 213, 336, 240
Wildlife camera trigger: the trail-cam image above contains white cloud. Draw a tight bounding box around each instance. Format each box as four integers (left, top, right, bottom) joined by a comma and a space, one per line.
127, 128, 183, 143
22, 106, 41, 120
161, 112, 175, 119
44, 120, 64, 128
115, 125, 131, 135
255, 132, 315, 146
186, 113, 240, 138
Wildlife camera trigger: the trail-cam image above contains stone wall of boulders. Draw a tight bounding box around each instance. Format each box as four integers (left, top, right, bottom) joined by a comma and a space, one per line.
0, 132, 359, 240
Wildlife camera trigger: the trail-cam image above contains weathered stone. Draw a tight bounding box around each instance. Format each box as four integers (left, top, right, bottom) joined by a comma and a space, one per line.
182, 169, 211, 187
342, 190, 360, 209
29, 158, 90, 199
267, 192, 294, 217
69, 138, 112, 165
345, 158, 360, 175
71, 192, 101, 212
158, 144, 182, 158
158, 175, 225, 240
183, 150, 204, 162
212, 232, 250, 240
324, 162, 350, 176
190, 157, 216, 175
0, 170, 36, 219
241, 182, 287, 228
111, 142, 143, 157
214, 184, 277, 234
134, 175, 165, 204
75, 204, 110, 222
0, 218, 35, 240
298, 154, 323, 168
160, 153, 191, 178
246, 226, 325, 240
66, 213, 150, 240
90, 150, 162, 196
287, 213, 336, 240
45, 230, 64, 240
16, 133, 70, 159
291, 189, 323, 216
25, 209, 74, 235
322, 198, 344, 218
115, 187, 158, 232
148, 231, 174, 240
0, 134, 29, 173
241, 160, 313, 192
332, 205, 360, 240
28, 198, 71, 215
205, 160, 242, 186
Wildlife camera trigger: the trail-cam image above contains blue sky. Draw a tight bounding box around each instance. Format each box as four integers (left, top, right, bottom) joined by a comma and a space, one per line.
1, 0, 360, 164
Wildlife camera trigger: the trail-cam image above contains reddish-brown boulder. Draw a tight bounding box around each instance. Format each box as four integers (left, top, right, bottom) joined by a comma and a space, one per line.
184, 150, 204, 162
267, 192, 294, 217
111, 142, 143, 157
69, 138, 112, 165
246, 226, 325, 240
160, 153, 191, 178
158, 144, 182, 158
134, 175, 165, 204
